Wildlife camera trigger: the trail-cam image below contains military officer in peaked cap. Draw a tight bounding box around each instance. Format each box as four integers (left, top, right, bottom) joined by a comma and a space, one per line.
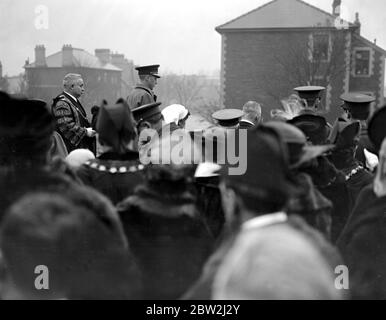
212, 109, 244, 129
294, 86, 326, 110
127, 65, 160, 110
340, 93, 376, 168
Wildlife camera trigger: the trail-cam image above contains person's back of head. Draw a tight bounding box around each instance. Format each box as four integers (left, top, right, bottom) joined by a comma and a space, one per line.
0, 188, 140, 299
0, 92, 54, 169
222, 125, 294, 215
242, 101, 262, 125
212, 224, 343, 300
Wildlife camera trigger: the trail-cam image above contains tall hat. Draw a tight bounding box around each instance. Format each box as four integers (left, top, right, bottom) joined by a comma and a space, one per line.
132, 102, 162, 124
340, 93, 376, 120
212, 109, 244, 128
287, 110, 330, 145
135, 65, 161, 78
96, 99, 136, 154
0, 92, 54, 162
368, 105, 386, 153
294, 86, 325, 108
265, 121, 333, 169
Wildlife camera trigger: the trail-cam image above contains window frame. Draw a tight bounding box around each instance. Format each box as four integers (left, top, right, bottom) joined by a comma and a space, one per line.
352, 47, 374, 78
309, 32, 332, 63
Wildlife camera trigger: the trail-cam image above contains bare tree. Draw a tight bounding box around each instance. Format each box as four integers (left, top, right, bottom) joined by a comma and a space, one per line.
260, 30, 348, 112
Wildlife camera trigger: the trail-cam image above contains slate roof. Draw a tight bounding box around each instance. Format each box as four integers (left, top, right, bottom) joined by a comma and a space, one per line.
25, 48, 121, 71
216, 0, 353, 31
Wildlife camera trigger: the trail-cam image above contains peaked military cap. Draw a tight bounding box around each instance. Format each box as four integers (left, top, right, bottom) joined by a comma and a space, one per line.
132, 102, 162, 123
340, 93, 376, 120
294, 86, 325, 108
135, 64, 161, 78
212, 109, 244, 128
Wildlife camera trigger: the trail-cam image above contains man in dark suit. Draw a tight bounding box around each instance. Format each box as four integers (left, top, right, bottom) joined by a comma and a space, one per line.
239, 101, 262, 129
127, 65, 160, 110
52, 73, 96, 153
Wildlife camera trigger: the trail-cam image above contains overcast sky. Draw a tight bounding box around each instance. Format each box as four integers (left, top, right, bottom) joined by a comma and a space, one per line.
0, 0, 385, 76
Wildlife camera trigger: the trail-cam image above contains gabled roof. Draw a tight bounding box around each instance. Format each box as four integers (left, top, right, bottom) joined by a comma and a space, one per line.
216, 0, 353, 32
353, 33, 386, 55
25, 48, 121, 71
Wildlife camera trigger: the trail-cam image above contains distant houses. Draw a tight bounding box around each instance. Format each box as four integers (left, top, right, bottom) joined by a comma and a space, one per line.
24, 45, 137, 115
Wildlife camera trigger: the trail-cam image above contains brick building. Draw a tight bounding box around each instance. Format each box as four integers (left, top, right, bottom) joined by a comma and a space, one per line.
24, 45, 136, 116
216, 0, 386, 122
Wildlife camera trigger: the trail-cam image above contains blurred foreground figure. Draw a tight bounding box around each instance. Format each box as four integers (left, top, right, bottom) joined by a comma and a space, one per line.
212, 222, 341, 300
0, 92, 80, 221
184, 125, 343, 299
338, 105, 386, 299
51, 73, 96, 153
0, 190, 141, 300
117, 163, 214, 299
77, 99, 144, 204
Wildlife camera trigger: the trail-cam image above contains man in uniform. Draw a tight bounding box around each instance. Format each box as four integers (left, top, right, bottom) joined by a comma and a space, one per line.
52, 73, 96, 153
127, 65, 160, 110
340, 93, 376, 167
294, 86, 326, 110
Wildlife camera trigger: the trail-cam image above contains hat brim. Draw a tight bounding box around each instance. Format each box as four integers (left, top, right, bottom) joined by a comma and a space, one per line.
292, 144, 334, 168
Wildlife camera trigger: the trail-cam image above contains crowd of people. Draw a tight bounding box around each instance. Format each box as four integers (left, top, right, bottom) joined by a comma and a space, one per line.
0, 64, 386, 300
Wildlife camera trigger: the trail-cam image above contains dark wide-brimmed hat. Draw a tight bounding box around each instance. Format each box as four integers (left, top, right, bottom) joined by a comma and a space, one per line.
224, 125, 296, 199
287, 111, 329, 145
0, 92, 54, 161
368, 105, 386, 153
96, 99, 136, 154
265, 121, 333, 169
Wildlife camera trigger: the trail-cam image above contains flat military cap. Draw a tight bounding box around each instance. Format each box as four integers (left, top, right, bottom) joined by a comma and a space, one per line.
135, 64, 161, 78
212, 109, 244, 128
132, 102, 162, 123
294, 86, 325, 108
340, 93, 376, 120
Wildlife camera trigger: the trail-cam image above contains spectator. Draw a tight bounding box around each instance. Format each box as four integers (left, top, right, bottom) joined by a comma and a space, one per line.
77, 99, 144, 205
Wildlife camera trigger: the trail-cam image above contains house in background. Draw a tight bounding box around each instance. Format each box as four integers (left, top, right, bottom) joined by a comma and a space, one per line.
216, 0, 386, 122
24, 45, 136, 116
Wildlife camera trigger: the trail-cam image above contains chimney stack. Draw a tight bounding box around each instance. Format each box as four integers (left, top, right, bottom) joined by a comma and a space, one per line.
332, 0, 341, 17
111, 53, 125, 66
95, 49, 111, 64
354, 12, 361, 35
35, 45, 46, 67
62, 45, 74, 66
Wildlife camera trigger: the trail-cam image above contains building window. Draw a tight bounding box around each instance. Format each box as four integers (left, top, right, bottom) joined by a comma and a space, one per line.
309, 33, 331, 62
353, 48, 372, 76
313, 33, 330, 62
